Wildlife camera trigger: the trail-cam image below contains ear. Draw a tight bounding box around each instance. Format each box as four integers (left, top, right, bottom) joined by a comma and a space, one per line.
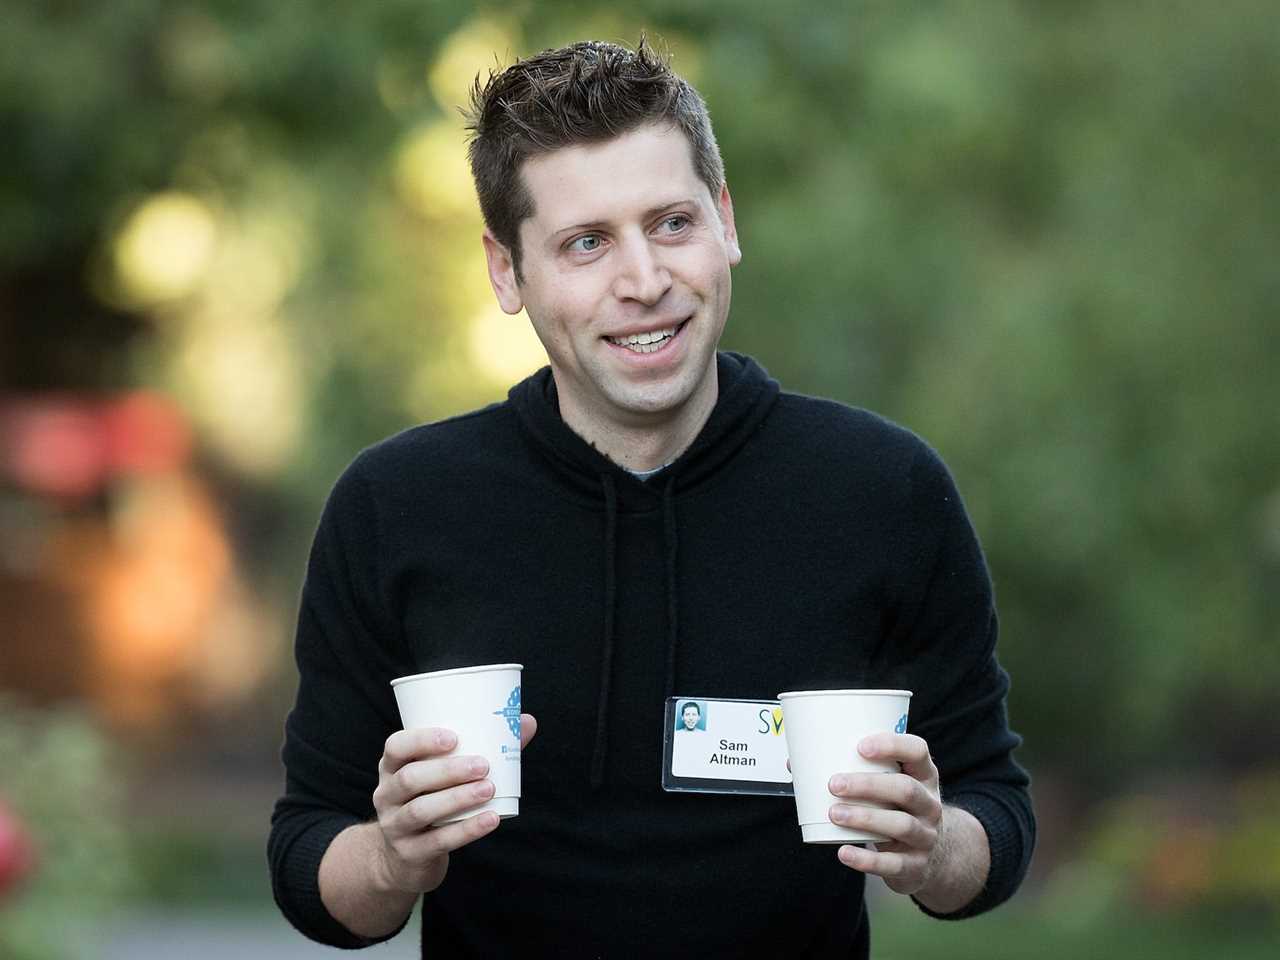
482, 231, 524, 315
717, 183, 742, 266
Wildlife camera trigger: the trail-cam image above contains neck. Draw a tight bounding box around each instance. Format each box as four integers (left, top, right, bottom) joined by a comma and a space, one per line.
555, 373, 719, 474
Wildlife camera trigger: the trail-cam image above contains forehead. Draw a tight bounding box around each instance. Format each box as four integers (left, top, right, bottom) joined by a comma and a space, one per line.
519, 124, 708, 232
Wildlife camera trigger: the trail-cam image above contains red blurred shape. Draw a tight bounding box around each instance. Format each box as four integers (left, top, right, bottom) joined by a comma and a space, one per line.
0, 798, 38, 900
0, 391, 191, 499
103, 391, 192, 475
0, 399, 105, 498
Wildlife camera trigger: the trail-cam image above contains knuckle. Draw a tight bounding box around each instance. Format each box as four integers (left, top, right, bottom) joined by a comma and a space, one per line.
406, 792, 438, 825
395, 765, 421, 797
893, 778, 915, 807
384, 731, 406, 761
415, 832, 445, 862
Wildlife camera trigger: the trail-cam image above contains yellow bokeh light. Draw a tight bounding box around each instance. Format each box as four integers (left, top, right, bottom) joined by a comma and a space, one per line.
176, 314, 304, 477
394, 120, 479, 220
211, 210, 308, 317
428, 18, 521, 113
467, 305, 548, 385
113, 192, 218, 305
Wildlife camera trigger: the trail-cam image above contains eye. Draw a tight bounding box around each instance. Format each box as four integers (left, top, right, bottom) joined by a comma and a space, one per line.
659, 214, 690, 234
569, 234, 603, 253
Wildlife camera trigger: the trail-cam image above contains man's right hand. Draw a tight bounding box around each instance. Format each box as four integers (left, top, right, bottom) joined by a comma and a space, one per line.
318, 713, 537, 939
371, 714, 537, 893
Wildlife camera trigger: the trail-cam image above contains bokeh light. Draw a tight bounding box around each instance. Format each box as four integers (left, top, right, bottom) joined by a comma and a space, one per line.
111, 192, 218, 307
467, 305, 549, 386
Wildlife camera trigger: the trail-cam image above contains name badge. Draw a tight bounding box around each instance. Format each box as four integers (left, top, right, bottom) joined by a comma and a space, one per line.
661, 696, 794, 796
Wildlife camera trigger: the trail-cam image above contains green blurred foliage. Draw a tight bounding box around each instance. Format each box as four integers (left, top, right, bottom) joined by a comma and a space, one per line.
870, 887, 1279, 960
0, 697, 135, 960
3, 0, 1278, 783
1078, 771, 1280, 917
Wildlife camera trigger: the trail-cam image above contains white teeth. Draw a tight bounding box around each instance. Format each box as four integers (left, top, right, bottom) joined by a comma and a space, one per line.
608, 325, 679, 350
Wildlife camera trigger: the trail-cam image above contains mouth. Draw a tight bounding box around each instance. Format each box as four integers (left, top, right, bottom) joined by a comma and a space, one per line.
604, 319, 688, 354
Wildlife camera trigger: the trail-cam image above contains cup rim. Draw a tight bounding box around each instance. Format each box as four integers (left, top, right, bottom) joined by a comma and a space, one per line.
391, 663, 523, 687
777, 688, 912, 700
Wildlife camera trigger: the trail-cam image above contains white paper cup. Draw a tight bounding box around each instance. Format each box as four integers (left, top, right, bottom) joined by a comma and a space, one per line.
778, 689, 912, 844
391, 663, 523, 824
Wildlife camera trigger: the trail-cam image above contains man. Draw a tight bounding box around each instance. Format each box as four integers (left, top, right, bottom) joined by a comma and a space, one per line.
679, 701, 703, 731
268, 39, 1034, 958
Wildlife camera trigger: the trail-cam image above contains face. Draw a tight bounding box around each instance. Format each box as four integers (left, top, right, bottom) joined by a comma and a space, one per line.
682, 706, 700, 730
483, 123, 741, 439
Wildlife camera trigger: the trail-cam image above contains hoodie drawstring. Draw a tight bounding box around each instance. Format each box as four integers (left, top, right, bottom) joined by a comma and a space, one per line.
589, 472, 681, 791
590, 474, 619, 790
661, 475, 680, 699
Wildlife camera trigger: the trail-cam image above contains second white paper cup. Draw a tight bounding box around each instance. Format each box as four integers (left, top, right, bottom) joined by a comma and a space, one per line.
391, 663, 523, 824
778, 689, 912, 844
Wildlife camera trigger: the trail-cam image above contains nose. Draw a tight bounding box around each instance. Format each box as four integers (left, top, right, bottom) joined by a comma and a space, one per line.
611, 235, 671, 305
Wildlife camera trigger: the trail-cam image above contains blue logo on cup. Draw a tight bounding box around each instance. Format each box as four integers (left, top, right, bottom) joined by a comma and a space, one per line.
493, 685, 521, 739
894, 714, 908, 734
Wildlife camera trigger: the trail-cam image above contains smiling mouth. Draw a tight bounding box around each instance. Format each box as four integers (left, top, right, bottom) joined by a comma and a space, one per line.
605, 320, 687, 354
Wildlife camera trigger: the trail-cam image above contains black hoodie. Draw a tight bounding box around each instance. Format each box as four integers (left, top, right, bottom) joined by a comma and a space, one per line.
269, 352, 1034, 958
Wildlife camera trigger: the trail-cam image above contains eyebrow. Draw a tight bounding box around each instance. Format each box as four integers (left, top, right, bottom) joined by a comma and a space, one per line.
548, 198, 699, 242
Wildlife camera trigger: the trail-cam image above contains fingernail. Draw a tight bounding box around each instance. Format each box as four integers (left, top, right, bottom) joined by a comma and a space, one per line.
475, 780, 495, 799
469, 757, 489, 776
830, 775, 847, 793
436, 730, 457, 749
858, 739, 876, 758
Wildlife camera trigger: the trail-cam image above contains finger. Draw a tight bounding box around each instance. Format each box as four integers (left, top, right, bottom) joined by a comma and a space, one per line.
396, 809, 502, 863
376, 753, 490, 811
387, 778, 497, 840
829, 803, 937, 851
836, 843, 923, 885
520, 713, 538, 749
857, 733, 937, 783
379, 727, 459, 776
829, 772, 941, 821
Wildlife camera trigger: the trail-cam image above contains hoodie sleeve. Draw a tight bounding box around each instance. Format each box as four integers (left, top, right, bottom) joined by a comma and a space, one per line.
267, 454, 415, 947
878, 440, 1036, 920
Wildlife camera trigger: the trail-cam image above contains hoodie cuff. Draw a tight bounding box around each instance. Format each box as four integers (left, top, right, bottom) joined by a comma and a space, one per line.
273, 816, 412, 949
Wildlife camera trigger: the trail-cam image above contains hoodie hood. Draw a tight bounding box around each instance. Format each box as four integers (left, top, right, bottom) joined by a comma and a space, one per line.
507, 351, 781, 509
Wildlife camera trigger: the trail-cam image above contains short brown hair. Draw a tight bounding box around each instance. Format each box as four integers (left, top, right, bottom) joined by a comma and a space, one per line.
464, 38, 725, 280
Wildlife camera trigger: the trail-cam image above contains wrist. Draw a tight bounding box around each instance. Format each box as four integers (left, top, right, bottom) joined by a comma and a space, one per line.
912, 805, 989, 915
366, 822, 406, 895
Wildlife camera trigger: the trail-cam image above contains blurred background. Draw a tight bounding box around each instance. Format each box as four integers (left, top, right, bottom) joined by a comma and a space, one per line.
1, 1, 1277, 956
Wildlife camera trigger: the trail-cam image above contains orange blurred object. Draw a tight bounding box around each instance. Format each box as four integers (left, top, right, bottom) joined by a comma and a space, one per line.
0, 390, 278, 733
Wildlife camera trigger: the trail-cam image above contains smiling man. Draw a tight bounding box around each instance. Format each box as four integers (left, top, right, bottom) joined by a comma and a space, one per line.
269, 39, 1034, 958
481, 121, 738, 473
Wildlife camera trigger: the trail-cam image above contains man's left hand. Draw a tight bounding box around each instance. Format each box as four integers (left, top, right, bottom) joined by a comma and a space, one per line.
827, 732, 944, 897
